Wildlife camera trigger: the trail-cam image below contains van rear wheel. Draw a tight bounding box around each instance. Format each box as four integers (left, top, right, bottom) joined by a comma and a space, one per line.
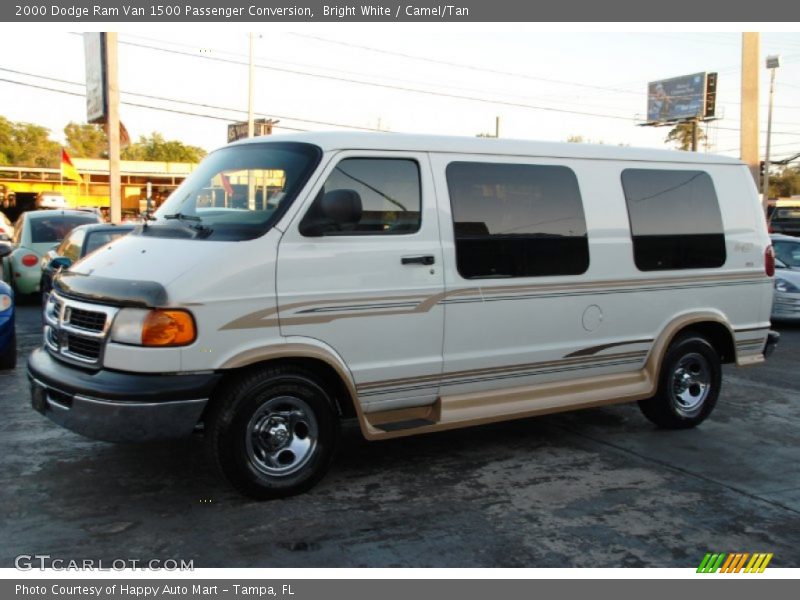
205, 365, 339, 499
638, 334, 721, 429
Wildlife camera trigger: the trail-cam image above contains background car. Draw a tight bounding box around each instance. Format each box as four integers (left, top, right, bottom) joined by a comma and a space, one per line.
40, 222, 135, 300
0, 210, 101, 297
35, 192, 69, 210
0, 211, 13, 241
768, 206, 800, 237
0, 260, 16, 370
772, 233, 800, 271
772, 266, 800, 322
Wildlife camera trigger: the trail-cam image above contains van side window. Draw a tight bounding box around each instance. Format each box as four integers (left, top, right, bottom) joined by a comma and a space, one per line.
299, 158, 421, 236
621, 169, 726, 271
446, 162, 589, 279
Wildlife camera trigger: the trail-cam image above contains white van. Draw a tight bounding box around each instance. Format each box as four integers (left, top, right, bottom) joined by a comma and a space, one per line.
28, 133, 778, 498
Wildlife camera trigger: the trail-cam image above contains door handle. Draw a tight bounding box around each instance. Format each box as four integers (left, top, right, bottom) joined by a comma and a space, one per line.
401, 255, 435, 266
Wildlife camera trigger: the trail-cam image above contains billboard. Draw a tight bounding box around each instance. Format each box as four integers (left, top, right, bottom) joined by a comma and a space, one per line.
84, 33, 107, 124
647, 72, 716, 123
227, 119, 278, 143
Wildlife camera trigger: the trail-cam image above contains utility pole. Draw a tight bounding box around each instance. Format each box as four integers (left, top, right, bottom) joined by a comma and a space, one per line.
691, 119, 699, 152
106, 32, 121, 224
495, 116, 501, 138
247, 32, 255, 139
762, 55, 781, 205
740, 33, 760, 189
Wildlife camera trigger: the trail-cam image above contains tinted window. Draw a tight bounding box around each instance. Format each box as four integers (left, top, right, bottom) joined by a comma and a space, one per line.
31, 215, 98, 244
300, 158, 421, 236
60, 228, 86, 262
85, 230, 130, 255
774, 240, 800, 268
446, 162, 589, 279
622, 169, 725, 271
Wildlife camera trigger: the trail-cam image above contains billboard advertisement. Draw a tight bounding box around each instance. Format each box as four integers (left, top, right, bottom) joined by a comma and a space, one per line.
647, 72, 713, 123
83, 32, 107, 124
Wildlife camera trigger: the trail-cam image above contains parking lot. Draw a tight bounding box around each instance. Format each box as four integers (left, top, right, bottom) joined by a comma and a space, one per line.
1, 302, 799, 568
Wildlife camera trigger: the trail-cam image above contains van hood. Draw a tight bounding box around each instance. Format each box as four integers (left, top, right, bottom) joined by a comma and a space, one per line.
70, 234, 218, 287
57, 234, 231, 307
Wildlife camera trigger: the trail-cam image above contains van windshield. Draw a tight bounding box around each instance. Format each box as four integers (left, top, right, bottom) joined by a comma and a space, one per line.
144, 142, 321, 241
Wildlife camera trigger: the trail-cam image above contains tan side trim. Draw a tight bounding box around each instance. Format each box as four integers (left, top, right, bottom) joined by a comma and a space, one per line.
217, 312, 743, 442
361, 311, 738, 440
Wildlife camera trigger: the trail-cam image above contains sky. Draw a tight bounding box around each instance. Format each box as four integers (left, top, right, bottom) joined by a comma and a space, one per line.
0, 25, 799, 162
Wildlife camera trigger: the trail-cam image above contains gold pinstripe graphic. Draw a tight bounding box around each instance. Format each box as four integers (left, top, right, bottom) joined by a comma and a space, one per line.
219, 271, 767, 330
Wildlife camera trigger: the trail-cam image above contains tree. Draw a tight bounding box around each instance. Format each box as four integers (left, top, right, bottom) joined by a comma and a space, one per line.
768, 165, 800, 198
665, 121, 706, 152
64, 122, 108, 158
0, 116, 60, 167
121, 132, 206, 163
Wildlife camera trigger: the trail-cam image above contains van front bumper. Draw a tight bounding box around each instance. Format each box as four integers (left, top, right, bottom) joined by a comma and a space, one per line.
27, 347, 222, 442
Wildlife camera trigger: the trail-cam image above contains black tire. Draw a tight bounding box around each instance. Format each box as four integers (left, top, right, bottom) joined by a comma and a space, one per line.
205, 365, 339, 500
0, 331, 16, 370
638, 334, 721, 429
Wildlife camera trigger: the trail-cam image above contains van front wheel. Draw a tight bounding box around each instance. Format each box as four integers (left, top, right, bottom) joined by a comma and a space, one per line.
205, 366, 339, 499
638, 334, 721, 429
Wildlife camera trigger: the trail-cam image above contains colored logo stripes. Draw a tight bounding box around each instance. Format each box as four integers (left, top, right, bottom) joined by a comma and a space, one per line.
697, 552, 773, 573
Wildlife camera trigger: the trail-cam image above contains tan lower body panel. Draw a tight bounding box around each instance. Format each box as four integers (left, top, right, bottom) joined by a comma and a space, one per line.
362, 368, 655, 440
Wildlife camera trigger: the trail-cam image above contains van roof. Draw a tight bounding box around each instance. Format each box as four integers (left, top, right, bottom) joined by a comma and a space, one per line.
231, 131, 743, 166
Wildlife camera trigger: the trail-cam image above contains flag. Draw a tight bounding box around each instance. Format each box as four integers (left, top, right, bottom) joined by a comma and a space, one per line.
220, 172, 234, 196
61, 149, 83, 184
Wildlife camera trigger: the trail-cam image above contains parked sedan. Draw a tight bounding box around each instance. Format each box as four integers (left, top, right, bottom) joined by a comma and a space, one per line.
772, 233, 800, 271
0, 263, 15, 370
40, 222, 135, 300
0, 210, 100, 297
772, 264, 800, 322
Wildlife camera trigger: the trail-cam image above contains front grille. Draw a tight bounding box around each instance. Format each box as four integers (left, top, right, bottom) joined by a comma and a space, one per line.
44, 293, 117, 367
68, 307, 107, 332
65, 334, 103, 361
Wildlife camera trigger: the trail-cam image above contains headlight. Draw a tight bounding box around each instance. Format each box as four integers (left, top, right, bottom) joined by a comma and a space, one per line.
775, 278, 799, 293
0, 293, 11, 311
111, 308, 196, 347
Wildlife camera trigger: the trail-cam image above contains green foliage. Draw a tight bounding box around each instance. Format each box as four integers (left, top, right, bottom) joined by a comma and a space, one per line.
0, 115, 60, 167
665, 121, 706, 151
121, 132, 206, 163
64, 122, 108, 159
768, 165, 800, 198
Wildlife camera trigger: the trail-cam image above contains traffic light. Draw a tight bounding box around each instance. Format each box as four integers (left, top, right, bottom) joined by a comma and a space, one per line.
760, 161, 766, 177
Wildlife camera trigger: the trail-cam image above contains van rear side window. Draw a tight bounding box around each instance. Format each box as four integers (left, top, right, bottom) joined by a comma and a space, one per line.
446, 162, 589, 279
621, 169, 726, 271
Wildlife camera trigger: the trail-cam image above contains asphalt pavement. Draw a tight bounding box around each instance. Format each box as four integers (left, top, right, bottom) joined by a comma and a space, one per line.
1, 303, 799, 568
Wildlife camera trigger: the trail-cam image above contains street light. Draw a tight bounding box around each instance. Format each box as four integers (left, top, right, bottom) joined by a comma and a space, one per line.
762, 54, 781, 204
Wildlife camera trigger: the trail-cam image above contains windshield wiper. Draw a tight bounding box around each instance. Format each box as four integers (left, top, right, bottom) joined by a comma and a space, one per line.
162, 212, 213, 237
163, 212, 202, 222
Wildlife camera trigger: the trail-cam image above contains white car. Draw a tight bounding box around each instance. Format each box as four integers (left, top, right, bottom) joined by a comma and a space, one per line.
35, 192, 69, 210
28, 133, 777, 499
0, 211, 13, 241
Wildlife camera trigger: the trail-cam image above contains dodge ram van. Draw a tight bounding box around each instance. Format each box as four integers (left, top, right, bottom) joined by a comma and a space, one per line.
28, 133, 778, 498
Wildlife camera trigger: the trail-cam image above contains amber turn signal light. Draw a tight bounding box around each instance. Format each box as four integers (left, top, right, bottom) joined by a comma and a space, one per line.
141, 310, 196, 347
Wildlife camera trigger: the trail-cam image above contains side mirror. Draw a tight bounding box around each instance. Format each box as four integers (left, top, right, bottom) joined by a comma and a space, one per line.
50, 256, 73, 271
0, 242, 12, 259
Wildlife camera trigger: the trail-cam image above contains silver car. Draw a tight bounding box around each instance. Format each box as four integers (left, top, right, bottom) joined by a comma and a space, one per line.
772, 234, 800, 321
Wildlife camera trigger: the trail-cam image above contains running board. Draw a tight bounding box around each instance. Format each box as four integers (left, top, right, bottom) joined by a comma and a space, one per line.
362, 369, 654, 440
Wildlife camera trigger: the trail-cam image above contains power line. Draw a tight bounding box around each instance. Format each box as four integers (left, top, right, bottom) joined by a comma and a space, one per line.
117, 39, 647, 123
0, 67, 383, 132
0, 77, 310, 131
287, 32, 644, 96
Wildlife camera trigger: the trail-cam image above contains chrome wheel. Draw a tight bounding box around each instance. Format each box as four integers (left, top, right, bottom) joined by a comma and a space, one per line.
669, 352, 711, 418
245, 396, 319, 477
